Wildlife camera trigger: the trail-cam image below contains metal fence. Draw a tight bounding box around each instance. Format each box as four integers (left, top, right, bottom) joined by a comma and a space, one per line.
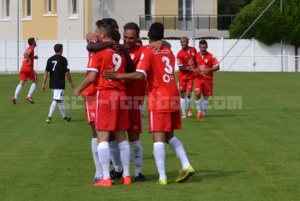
139, 14, 236, 31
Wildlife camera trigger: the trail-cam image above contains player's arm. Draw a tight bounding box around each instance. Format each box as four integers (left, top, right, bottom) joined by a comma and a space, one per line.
203, 64, 220, 74
148, 40, 171, 50
66, 72, 74, 88
41, 71, 48, 91
179, 65, 193, 72
86, 41, 115, 52
103, 66, 144, 80
74, 71, 97, 98
24, 52, 32, 66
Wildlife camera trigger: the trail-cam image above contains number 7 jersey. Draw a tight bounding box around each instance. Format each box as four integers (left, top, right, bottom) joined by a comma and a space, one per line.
136, 46, 180, 112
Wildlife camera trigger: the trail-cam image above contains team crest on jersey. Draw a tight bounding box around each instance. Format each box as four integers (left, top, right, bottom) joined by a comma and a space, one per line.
91, 112, 95, 118
205, 59, 208, 63
192, 53, 195, 56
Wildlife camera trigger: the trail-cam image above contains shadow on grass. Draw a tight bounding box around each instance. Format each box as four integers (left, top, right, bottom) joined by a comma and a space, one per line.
143, 169, 244, 184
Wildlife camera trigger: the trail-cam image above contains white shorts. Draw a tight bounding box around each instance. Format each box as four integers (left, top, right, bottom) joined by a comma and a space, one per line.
52, 89, 64, 100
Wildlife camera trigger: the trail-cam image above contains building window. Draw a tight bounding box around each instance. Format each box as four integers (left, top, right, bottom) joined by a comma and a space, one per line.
47, 0, 51, 13
26, 0, 31, 17
5, 0, 10, 18
72, 0, 78, 15
178, 0, 192, 21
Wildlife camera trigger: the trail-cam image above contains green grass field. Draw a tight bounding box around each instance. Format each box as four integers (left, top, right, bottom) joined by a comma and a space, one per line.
1, 72, 300, 201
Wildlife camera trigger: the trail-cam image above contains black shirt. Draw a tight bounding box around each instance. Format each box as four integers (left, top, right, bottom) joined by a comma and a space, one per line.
45, 55, 69, 89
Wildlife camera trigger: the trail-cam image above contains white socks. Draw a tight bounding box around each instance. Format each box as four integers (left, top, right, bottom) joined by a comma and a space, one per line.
187, 96, 192, 109
195, 99, 202, 113
14, 84, 22, 99
109, 140, 122, 172
130, 140, 143, 176
202, 99, 209, 115
27, 83, 36, 97
153, 142, 166, 180
97, 142, 110, 180
180, 98, 186, 114
58, 102, 66, 118
48, 101, 57, 117
168, 137, 190, 169
91, 138, 102, 178
118, 140, 131, 178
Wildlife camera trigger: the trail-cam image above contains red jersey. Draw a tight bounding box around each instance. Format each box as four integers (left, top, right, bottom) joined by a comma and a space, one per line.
195, 51, 219, 80
87, 48, 126, 91
81, 52, 97, 98
21, 46, 35, 72
126, 45, 147, 104
137, 45, 180, 112
176, 46, 197, 80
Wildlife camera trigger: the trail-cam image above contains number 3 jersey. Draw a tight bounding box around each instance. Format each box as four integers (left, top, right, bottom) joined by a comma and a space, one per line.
136, 45, 180, 112
45, 55, 70, 89
87, 48, 126, 91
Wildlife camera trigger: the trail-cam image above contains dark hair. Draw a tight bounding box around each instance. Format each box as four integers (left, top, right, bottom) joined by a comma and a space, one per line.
199, 39, 207, 45
148, 22, 164, 41
106, 18, 119, 30
28, 38, 35, 46
137, 40, 143, 45
181, 37, 189, 42
54, 44, 63, 53
123, 22, 140, 37
95, 19, 115, 39
113, 31, 121, 43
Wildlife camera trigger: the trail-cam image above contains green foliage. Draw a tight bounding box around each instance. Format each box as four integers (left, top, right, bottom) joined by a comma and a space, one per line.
218, 0, 253, 14
1, 72, 300, 201
229, 0, 300, 46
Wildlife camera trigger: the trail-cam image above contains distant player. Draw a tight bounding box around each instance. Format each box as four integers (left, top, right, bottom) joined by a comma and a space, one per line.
136, 40, 143, 46
194, 39, 220, 118
74, 19, 131, 187
103, 22, 195, 185
42, 44, 74, 123
12, 38, 38, 104
176, 37, 197, 118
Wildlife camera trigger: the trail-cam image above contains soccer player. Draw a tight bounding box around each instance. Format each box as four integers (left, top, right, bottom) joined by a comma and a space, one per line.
194, 39, 220, 118
12, 38, 38, 104
176, 37, 197, 118
136, 40, 143, 46
74, 19, 131, 187
42, 44, 74, 123
103, 22, 195, 185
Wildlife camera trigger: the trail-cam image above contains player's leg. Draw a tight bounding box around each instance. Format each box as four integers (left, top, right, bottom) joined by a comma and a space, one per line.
127, 105, 146, 181
13, 78, 26, 104
166, 131, 194, 183
202, 79, 213, 118
90, 122, 102, 183
94, 130, 112, 186
194, 78, 203, 118
46, 99, 57, 123
109, 132, 123, 179
55, 90, 71, 122
115, 130, 131, 184
152, 131, 167, 185
186, 78, 194, 117
26, 71, 38, 103
179, 79, 187, 118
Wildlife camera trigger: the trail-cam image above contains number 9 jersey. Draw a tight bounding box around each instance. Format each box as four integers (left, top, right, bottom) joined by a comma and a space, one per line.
136, 46, 180, 113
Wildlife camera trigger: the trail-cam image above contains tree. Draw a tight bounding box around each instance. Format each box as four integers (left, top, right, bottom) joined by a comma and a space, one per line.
218, 0, 253, 14
228, 0, 300, 71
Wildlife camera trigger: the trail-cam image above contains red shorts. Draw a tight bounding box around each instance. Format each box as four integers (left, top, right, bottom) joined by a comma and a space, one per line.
195, 78, 213, 96
95, 89, 129, 131
178, 78, 194, 92
84, 96, 96, 124
127, 105, 143, 134
148, 110, 181, 133
20, 70, 37, 81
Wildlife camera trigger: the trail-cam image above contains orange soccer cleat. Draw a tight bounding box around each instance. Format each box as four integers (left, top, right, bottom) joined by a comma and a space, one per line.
196, 112, 202, 118
94, 177, 112, 187
26, 96, 34, 104
120, 176, 132, 185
